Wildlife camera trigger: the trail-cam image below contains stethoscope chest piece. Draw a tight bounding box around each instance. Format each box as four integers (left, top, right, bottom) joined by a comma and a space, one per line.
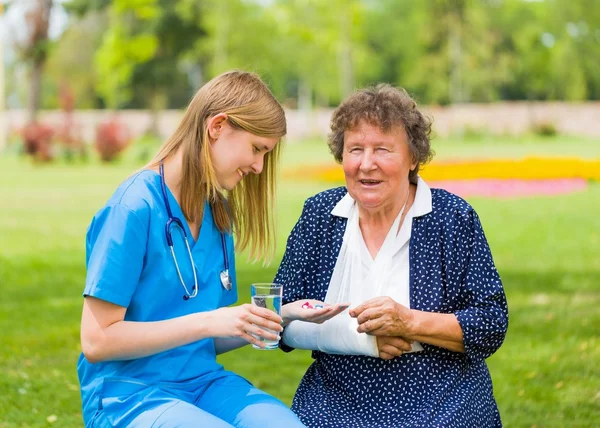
220, 270, 232, 291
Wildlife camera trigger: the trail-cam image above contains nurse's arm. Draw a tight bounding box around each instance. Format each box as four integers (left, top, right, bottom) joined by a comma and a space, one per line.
80, 296, 283, 363
213, 337, 250, 354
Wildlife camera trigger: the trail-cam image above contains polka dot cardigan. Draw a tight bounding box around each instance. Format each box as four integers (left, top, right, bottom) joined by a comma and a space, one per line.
275, 186, 508, 427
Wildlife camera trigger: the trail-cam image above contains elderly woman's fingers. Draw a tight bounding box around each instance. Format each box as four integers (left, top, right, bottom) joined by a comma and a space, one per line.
350, 296, 399, 319
355, 307, 383, 324
357, 317, 385, 334
379, 345, 404, 358
364, 324, 400, 337
378, 341, 404, 359
349, 297, 386, 317
379, 351, 396, 360
377, 336, 411, 359
385, 336, 413, 352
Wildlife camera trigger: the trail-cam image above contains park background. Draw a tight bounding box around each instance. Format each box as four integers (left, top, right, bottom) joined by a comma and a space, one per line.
0, 0, 599, 426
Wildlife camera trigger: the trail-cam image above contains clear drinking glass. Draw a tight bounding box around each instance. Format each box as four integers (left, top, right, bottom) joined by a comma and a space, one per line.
250, 283, 283, 350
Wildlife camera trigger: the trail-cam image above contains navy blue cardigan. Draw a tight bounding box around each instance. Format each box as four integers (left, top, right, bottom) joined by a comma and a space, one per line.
275, 186, 508, 427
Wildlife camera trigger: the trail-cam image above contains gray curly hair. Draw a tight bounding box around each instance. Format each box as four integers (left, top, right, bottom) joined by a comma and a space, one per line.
328, 84, 434, 184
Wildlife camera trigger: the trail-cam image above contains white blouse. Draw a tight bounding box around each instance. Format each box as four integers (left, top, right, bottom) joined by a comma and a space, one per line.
282, 178, 432, 356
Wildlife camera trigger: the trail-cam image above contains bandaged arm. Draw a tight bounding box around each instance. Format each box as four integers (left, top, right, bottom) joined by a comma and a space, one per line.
282, 312, 379, 357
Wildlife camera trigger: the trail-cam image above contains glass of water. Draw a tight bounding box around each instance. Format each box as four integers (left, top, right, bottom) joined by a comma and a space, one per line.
250, 283, 283, 350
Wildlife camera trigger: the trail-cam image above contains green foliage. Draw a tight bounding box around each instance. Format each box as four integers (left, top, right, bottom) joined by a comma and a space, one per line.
91, 0, 204, 109
94, 8, 160, 108
44, 11, 108, 109
12, 0, 600, 108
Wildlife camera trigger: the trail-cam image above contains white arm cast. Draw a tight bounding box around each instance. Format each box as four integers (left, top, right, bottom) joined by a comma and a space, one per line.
282, 312, 379, 357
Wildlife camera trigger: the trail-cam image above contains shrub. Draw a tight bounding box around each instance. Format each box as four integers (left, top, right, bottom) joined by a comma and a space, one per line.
532, 121, 558, 137
22, 122, 54, 162
95, 117, 131, 162
55, 83, 87, 162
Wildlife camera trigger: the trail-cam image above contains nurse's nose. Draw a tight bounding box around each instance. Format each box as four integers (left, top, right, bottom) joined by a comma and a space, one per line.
251, 155, 264, 175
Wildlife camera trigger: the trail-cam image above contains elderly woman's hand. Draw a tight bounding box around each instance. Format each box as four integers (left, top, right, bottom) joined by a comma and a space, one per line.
350, 296, 415, 337
281, 300, 350, 326
377, 336, 413, 360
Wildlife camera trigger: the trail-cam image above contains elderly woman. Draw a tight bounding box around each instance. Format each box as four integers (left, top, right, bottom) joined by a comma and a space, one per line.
276, 84, 508, 427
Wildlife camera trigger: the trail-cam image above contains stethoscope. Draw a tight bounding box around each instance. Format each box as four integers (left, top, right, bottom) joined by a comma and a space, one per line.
159, 163, 232, 300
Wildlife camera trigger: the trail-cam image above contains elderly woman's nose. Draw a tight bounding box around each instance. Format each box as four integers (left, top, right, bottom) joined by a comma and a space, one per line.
359, 151, 376, 171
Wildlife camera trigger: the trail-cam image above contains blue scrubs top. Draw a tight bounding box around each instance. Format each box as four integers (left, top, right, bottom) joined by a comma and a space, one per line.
77, 170, 238, 425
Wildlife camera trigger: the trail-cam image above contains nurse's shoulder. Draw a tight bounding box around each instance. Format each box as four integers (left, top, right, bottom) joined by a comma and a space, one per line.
104, 170, 161, 217
88, 170, 160, 237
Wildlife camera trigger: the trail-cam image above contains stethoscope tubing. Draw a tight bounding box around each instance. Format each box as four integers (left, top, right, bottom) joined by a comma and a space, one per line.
159, 162, 230, 299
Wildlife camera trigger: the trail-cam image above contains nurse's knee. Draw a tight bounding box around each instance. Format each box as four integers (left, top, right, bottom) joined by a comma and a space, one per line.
233, 400, 304, 428
132, 400, 233, 428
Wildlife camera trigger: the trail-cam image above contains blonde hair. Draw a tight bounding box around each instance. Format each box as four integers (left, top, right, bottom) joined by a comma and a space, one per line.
146, 71, 286, 262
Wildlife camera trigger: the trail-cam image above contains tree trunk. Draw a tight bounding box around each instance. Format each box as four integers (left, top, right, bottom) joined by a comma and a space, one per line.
214, 2, 230, 73
448, 14, 463, 105
27, 0, 53, 124
28, 60, 44, 123
0, 2, 6, 152
338, 11, 353, 99
147, 90, 167, 137
298, 77, 312, 111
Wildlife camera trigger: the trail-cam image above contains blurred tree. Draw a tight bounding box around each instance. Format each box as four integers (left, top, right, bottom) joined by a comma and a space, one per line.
400, 0, 512, 104
122, 0, 206, 127
40, 0, 600, 109
194, 0, 376, 107
269, 0, 342, 106
272, 0, 375, 106
94, 0, 159, 109
13, 0, 54, 122
44, 10, 108, 109
191, 0, 277, 89
361, 0, 424, 95
83, 0, 205, 116
488, 0, 600, 101
191, 0, 307, 103
546, 0, 600, 100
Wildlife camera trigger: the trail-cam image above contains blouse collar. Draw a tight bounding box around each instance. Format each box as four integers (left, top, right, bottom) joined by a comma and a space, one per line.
331, 176, 433, 219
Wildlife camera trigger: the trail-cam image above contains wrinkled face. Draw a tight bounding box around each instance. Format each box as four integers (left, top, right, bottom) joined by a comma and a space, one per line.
342, 121, 416, 212
210, 122, 278, 191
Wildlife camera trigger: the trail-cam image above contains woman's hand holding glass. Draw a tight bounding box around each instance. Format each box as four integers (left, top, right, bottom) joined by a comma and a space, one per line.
281, 300, 350, 326
211, 305, 283, 349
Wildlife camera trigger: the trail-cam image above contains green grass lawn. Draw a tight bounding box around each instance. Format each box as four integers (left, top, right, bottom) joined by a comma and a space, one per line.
1, 136, 599, 427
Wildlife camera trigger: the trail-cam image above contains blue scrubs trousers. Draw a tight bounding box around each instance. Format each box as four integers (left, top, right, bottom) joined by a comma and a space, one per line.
88, 375, 305, 427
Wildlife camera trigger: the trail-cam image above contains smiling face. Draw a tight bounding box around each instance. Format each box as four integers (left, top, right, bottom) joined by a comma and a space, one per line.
342, 121, 416, 214
209, 120, 278, 191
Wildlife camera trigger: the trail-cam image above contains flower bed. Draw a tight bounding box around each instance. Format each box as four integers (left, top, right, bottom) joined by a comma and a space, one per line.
285, 157, 599, 198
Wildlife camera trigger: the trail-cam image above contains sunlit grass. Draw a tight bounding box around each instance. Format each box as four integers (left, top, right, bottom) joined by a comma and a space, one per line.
1, 135, 599, 426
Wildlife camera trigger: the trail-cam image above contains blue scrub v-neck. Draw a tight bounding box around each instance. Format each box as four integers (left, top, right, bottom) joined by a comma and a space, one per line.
155, 169, 213, 249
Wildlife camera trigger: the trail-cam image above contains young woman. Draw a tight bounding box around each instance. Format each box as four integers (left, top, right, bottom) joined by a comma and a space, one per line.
78, 71, 345, 427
